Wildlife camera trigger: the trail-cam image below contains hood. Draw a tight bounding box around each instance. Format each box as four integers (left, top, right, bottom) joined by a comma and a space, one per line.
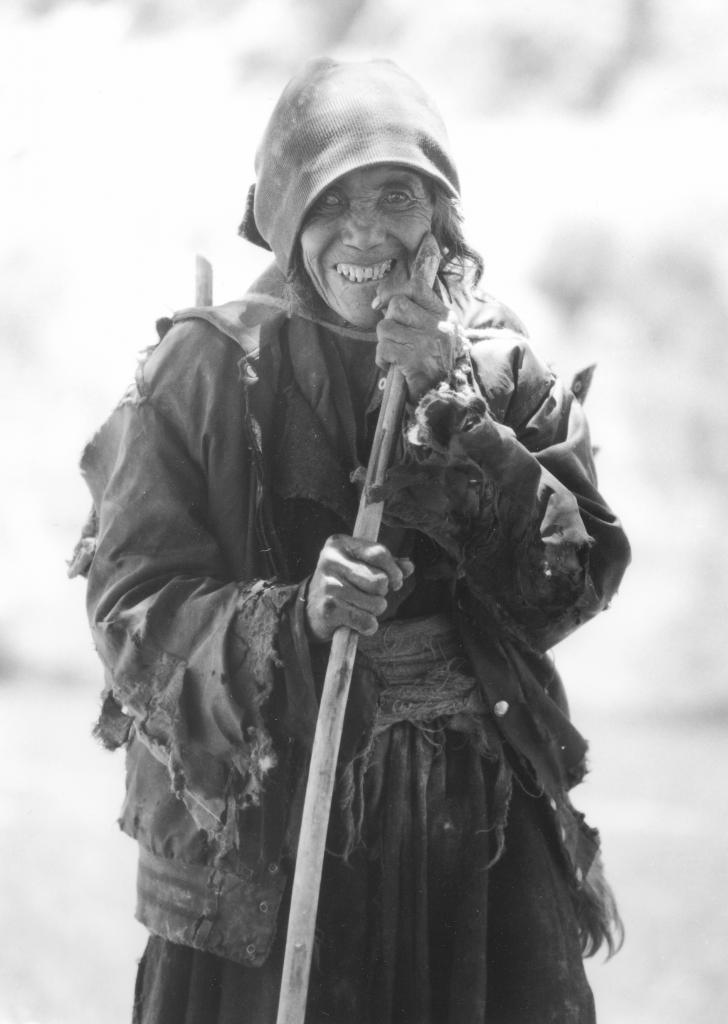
239, 57, 460, 273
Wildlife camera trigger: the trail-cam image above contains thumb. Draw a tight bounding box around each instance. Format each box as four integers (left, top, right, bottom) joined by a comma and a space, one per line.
409, 232, 441, 288
373, 232, 441, 311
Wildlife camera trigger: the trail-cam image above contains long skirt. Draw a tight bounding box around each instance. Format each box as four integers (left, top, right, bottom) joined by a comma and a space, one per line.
132, 725, 595, 1024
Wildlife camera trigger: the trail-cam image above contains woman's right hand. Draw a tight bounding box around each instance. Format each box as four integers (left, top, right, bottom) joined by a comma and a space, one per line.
306, 535, 414, 642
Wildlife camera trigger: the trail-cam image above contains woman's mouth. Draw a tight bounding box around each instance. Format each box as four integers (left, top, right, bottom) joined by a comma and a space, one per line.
335, 259, 394, 283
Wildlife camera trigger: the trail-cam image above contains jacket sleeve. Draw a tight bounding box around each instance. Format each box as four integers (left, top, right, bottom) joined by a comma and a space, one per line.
379, 311, 630, 651
465, 334, 630, 648
80, 320, 304, 850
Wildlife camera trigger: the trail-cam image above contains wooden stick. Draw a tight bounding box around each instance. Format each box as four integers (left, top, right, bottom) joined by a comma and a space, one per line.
196, 254, 213, 306
275, 234, 441, 1024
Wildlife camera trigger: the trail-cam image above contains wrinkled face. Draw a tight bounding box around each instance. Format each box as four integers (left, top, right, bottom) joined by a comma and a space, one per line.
299, 165, 435, 329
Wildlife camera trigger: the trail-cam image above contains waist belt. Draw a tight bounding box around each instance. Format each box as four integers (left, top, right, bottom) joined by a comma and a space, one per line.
358, 613, 486, 729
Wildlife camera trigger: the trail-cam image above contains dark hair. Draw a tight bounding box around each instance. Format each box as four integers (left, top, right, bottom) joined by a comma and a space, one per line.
429, 182, 484, 287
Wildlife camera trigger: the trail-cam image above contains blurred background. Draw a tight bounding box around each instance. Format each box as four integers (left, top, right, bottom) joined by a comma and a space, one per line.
1, 0, 727, 1021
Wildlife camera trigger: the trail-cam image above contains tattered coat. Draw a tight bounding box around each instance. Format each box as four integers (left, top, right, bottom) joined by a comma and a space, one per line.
73, 265, 630, 974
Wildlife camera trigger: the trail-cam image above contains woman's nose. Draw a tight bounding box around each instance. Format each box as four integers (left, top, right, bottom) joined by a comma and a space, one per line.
341, 205, 385, 250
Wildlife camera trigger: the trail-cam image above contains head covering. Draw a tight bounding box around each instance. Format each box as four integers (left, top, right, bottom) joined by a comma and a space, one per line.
239, 58, 460, 272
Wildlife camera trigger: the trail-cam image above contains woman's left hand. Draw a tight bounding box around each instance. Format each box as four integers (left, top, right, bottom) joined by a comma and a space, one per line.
373, 278, 464, 401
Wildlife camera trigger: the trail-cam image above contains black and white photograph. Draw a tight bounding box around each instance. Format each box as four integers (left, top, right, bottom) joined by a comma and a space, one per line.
1, 2, 727, 1022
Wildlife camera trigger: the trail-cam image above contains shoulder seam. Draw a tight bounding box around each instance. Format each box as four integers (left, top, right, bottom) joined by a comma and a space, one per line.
172, 307, 262, 360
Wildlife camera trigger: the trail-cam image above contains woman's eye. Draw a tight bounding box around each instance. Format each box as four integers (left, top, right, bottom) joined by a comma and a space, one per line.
384, 190, 413, 207
317, 191, 344, 212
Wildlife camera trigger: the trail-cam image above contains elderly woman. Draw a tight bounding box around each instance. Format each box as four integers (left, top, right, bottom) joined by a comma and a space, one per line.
74, 58, 630, 1024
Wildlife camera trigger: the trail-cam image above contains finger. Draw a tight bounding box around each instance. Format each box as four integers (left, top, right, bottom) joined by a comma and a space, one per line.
321, 576, 389, 617
374, 276, 445, 317
320, 536, 395, 594
375, 321, 419, 375
376, 323, 452, 399
335, 536, 407, 592
322, 550, 390, 597
375, 327, 417, 374
311, 589, 381, 640
384, 293, 441, 330
395, 557, 415, 580
383, 294, 423, 328
377, 319, 442, 362
341, 602, 380, 637
378, 314, 459, 356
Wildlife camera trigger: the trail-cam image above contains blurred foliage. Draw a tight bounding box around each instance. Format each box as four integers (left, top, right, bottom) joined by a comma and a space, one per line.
2, 0, 727, 705
9, 0, 728, 113
535, 225, 728, 488
533, 217, 728, 712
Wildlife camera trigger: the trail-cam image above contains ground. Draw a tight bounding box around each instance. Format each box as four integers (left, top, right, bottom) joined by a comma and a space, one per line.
1, 678, 726, 1024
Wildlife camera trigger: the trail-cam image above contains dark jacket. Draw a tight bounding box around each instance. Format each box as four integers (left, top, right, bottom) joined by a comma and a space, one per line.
73, 266, 630, 965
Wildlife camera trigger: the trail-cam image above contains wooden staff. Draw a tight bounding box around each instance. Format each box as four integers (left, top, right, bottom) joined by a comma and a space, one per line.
275, 234, 441, 1024
196, 253, 213, 306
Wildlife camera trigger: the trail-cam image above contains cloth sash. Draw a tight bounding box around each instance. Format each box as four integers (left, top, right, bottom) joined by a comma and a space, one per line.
358, 613, 487, 730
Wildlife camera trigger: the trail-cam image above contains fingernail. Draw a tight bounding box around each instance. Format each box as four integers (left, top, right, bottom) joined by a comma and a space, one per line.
371, 295, 382, 310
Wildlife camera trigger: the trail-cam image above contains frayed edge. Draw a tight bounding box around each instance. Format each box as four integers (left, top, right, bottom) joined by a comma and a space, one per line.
484, 754, 514, 868
331, 720, 381, 861
67, 505, 98, 579
92, 689, 133, 750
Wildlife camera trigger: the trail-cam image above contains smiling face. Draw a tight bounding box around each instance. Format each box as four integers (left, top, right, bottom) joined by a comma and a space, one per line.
298, 165, 435, 329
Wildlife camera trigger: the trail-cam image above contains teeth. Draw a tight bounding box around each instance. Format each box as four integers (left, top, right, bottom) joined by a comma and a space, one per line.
335, 259, 393, 283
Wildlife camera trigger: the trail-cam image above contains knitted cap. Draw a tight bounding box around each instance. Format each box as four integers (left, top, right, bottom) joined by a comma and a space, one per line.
241, 58, 460, 272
